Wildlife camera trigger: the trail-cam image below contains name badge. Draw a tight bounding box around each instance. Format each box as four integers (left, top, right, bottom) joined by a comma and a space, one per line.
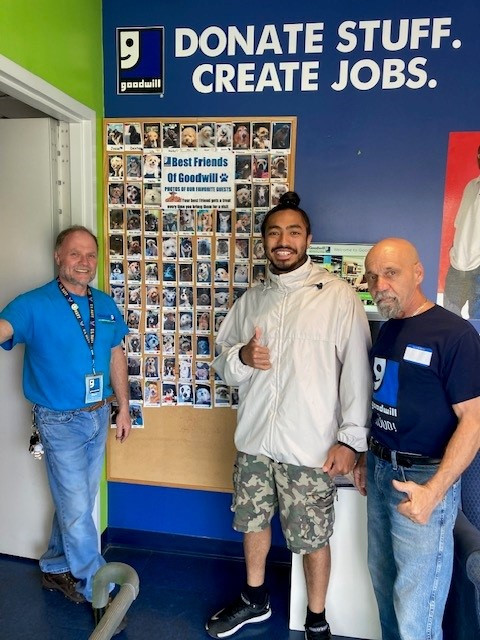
85, 373, 104, 403
403, 344, 432, 367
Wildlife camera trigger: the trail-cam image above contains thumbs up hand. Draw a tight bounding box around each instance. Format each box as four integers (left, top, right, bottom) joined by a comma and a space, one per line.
239, 327, 271, 370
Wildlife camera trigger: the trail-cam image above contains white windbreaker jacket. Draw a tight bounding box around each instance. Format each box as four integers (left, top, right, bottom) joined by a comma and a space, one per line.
212, 258, 372, 468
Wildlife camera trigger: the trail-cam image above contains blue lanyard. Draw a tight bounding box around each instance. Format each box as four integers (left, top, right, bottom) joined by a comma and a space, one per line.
56, 277, 97, 373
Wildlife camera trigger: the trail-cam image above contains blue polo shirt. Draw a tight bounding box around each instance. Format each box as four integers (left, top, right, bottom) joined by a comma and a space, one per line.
0, 280, 128, 410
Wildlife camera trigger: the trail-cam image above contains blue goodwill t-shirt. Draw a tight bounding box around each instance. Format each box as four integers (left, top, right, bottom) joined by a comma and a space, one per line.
370, 304, 480, 458
0, 280, 128, 410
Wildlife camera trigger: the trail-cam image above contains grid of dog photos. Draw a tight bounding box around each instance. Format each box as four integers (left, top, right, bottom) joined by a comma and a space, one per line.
105, 118, 294, 422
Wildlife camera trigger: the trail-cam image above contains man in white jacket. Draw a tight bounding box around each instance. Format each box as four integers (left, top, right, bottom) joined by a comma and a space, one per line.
205, 192, 371, 640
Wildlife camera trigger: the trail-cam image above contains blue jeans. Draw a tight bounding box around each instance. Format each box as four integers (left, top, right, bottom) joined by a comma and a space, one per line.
35, 403, 110, 602
367, 452, 460, 640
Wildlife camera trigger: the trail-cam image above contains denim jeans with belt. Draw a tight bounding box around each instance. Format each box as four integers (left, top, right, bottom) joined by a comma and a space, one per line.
35, 403, 110, 602
367, 451, 460, 640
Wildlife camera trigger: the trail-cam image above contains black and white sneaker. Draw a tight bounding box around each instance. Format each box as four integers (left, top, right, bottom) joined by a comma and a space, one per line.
205, 592, 271, 638
305, 621, 332, 640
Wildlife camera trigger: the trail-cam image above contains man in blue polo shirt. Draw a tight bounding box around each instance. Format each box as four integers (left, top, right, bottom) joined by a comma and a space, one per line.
0, 225, 130, 614
357, 237, 480, 640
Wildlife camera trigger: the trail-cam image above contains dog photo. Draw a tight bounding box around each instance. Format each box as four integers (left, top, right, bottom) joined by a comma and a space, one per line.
252, 122, 271, 150
146, 286, 160, 307
126, 210, 141, 231
179, 263, 193, 284
144, 211, 159, 233
214, 262, 229, 283
163, 210, 178, 232
144, 380, 161, 406
235, 211, 251, 235
195, 362, 210, 381
233, 263, 249, 284
253, 238, 266, 261
145, 355, 160, 379
214, 311, 227, 334
254, 184, 270, 209
216, 210, 232, 235
197, 261, 212, 285
177, 383, 193, 405
272, 122, 291, 149
128, 284, 142, 307
254, 211, 267, 235
109, 209, 124, 231
163, 311, 176, 332
107, 123, 124, 148
162, 334, 175, 355
162, 383, 177, 405
235, 155, 252, 180
145, 262, 159, 283
109, 234, 124, 257
126, 154, 142, 179
143, 123, 160, 148
129, 379, 143, 402
214, 288, 229, 309
127, 309, 141, 331
111, 285, 125, 306
271, 154, 288, 179
235, 238, 250, 260
143, 183, 162, 206
145, 237, 159, 257
233, 287, 248, 303
197, 122, 215, 148
214, 383, 231, 407
163, 287, 177, 308
196, 311, 211, 333
180, 237, 193, 260
110, 262, 124, 283
108, 183, 124, 206
162, 236, 177, 260
124, 122, 142, 147
181, 124, 197, 148
108, 155, 124, 179
216, 122, 232, 148
179, 311, 193, 333
127, 356, 141, 377
196, 287, 212, 308
127, 260, 141, 282
126, 235, 141, 258
146, 309, 160, 330
179, 286, 193, 309
271, 182, 289, 207
197, 209, 213, 234
233, 122, 250, 149
178, 335, 193, 356
235, 184, 251, 208
126, 334, 141, 354
216, 238, 230, 259
253, 264, 267, 286
253, 155, 269, 179
143, 153, 161, 180
163, 263, 177, 283
129, 404, 144, 427
162, 357, 176, 380
127, 182, 142, 206
179, 209, 195, 233
194, 383, 212, 408
178, 357, 192, 381
162, 123, 179, 148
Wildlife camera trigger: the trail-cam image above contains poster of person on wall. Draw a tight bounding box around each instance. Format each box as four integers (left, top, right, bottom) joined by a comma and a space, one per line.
437, 132, 480, 320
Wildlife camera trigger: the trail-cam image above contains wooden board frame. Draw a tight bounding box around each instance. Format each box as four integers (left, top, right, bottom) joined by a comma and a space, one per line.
103, 116, 296, 491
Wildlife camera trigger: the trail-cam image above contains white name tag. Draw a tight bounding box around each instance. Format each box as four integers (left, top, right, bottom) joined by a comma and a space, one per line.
403, 344, 432, 367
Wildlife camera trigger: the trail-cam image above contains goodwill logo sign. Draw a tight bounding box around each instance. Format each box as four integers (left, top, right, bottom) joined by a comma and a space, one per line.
117, 27, 164, 95
162, 151, 235, 209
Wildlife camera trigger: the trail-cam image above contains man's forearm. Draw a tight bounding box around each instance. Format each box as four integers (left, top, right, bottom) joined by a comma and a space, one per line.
110, 345, 129, 410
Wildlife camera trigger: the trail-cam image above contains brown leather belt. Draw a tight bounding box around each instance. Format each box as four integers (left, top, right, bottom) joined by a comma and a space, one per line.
79, 394, 116, 413
369, 437, 441, 468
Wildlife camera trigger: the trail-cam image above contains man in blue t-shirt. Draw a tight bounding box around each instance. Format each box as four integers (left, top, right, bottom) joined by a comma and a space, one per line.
355, 237, 480, 640
0, 226, 130, 628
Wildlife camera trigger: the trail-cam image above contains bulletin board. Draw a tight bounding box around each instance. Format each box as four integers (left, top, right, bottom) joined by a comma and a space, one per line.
103, 116, 296, 491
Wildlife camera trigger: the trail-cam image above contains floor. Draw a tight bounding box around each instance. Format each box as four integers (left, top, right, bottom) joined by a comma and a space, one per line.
0, 546, 363, 640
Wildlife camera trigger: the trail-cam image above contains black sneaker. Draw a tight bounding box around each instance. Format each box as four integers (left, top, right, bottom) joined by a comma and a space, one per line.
206, 592, 271, 638
42, 571, 85, 604
305, 621, 332, 640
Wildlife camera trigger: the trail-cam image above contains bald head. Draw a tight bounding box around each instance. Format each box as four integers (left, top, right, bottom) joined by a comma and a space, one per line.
365, 238, 426, 319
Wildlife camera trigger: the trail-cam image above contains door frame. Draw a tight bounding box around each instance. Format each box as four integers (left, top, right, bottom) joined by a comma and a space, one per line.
0, 53, 97, 232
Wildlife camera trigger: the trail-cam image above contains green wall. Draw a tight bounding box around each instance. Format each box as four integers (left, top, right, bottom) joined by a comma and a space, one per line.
0, 0, 108, 530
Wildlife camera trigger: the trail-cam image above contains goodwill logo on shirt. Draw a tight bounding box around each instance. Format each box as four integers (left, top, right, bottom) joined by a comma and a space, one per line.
372, 357, 399, 431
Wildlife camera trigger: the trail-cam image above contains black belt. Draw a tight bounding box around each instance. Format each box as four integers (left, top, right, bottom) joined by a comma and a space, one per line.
79, 394, 116, 413
368, 438, 441, 468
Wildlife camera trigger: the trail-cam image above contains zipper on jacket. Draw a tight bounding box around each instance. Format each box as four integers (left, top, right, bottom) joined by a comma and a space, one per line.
268, 289, 288, 458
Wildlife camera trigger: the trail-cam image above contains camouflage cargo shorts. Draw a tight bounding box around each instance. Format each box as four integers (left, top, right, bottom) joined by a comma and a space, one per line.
231, 452, 336, 554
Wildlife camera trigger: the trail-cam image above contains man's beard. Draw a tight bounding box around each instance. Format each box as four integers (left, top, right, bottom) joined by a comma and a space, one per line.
375, 295, 402, 319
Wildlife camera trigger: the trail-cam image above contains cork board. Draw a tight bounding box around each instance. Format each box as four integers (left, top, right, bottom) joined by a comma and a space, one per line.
103, 116, 296, 491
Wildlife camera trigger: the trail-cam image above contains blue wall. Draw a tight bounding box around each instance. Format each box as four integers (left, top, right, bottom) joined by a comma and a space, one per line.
104, 0, 480, 540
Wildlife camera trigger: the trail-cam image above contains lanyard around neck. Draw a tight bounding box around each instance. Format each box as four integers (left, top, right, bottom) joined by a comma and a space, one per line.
56, 277, 96, 373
